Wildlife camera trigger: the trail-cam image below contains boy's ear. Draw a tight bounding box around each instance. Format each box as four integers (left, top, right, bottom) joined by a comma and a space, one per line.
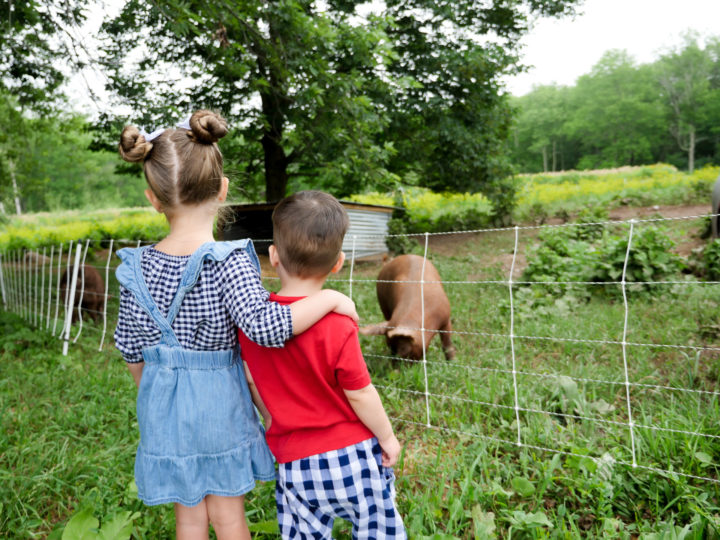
330, 252, 346, 274
268, 245, 281, 268
144, 189, 163, 213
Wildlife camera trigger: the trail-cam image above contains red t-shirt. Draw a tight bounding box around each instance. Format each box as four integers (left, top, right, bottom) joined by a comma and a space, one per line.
238, 293, 374, 463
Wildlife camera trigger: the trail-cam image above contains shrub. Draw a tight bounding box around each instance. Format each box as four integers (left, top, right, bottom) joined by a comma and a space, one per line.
0, 209, 168, 252
702, 239, 720, 280
591, 227, 685, 292
350, 188, 494, 234
518, 224, 685, 313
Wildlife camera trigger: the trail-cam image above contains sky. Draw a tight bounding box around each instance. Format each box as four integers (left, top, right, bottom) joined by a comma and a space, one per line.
67, 0, 720, 111
504, 0, 720, 96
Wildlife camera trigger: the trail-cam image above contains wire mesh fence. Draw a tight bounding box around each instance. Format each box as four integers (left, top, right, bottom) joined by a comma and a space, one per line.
1, 212, 719, 485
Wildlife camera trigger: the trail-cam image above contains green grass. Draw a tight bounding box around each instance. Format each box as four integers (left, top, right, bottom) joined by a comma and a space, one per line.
2, 216, 720, 538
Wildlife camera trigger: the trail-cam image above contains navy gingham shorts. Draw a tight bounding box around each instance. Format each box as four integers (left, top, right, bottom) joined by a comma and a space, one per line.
276, 438, 407, 539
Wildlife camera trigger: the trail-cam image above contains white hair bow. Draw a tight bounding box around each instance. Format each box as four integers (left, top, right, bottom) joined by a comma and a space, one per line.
139, 117, 192, 142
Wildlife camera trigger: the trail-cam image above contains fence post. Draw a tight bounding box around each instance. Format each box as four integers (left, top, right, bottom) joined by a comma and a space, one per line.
620, 220, 638, 468
99, 239, 114, 351
348, 235, 356, 301
420, 232, 431, 427
46, 246, 54, 329
0, 252, 6, 310
62, 243, 83, 357
508, 226, 522, 447
52, 243, 64, 336
73, 239, 90, 343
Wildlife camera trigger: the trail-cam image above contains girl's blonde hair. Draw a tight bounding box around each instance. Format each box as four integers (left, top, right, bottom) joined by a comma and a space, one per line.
118, 110, 229, 211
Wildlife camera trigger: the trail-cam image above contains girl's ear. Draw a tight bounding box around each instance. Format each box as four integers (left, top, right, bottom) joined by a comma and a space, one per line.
330, 252, 346, 274
218, 176, 229, 202
144, 189, 163, 213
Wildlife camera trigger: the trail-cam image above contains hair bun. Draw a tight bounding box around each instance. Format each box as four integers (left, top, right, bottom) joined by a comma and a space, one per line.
118, 125, 153, 162
189, 110, 228, 144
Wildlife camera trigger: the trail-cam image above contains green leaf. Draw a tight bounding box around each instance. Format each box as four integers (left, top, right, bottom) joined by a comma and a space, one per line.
695, 451, 713, 466
62, 507, 99, 540
472, 505, 496, 539
511, 476, 536, 497
98, 511, 139, 540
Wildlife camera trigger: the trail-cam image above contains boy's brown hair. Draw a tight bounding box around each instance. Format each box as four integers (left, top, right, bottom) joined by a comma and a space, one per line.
272, 191, 349, 278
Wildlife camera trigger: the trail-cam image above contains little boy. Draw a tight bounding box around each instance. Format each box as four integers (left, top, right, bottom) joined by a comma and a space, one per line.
238, 190, 406, 539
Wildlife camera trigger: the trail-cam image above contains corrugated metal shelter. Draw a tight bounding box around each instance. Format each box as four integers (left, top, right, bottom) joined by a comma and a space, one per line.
218, 201, 396, 259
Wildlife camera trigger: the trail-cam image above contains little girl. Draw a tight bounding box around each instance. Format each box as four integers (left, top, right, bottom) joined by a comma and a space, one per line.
114, 110, 357, 540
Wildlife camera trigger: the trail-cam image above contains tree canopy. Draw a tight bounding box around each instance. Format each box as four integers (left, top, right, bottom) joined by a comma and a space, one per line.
99, 0, 581, 209
511, 35, 720, 173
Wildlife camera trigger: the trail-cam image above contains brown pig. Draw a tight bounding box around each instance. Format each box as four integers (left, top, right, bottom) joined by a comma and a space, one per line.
360, 254, 455, 360
60, 264, 105, 322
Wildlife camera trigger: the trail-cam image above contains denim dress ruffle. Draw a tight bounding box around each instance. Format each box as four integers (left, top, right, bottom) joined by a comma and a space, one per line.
116, 241, 276, 507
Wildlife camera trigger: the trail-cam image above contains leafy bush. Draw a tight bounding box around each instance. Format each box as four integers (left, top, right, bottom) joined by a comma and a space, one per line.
0, 209, 169, 252
702, 239, 720, 280
519, 223, 686, 313
350, 187, 494, 233
592, 227, 685, 292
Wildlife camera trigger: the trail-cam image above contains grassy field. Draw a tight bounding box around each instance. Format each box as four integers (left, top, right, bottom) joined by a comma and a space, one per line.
2, 208, 720, 538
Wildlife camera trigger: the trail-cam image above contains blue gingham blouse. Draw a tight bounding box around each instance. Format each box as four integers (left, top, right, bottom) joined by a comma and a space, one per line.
114, 246, 292, 363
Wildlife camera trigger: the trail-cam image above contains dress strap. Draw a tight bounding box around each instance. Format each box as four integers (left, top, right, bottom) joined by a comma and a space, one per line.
116, 245, 182, 347
116, 240, 260, 346
164, 239, 260, 326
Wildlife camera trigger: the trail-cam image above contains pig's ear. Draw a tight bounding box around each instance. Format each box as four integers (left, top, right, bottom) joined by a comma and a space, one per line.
387, 327, 414, 339
359, 322, 389, 336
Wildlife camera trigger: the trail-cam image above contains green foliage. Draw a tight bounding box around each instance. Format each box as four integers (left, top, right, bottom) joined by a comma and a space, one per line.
98, 0, 579, 215
60, 507, 139, 540
0, 209, 168, 252
511, 36, 720, 174
0, 93, 147, 214
702, 239, 720, 280
514, 164, 720, 220
351, 188, 494, 234
0, 1, 90, 108
519, 222, 686, 314
592, 227, 686, 291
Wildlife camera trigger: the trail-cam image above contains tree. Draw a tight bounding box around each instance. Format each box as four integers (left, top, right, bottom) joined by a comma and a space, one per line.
0, 0, 90, 109
100, 0, 581, 208
657, 35, 720, 172
565, 50, 664, 169
512, 84, 570, 172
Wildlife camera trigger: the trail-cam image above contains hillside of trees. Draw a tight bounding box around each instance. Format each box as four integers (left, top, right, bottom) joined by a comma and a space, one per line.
511, 34, 720, 174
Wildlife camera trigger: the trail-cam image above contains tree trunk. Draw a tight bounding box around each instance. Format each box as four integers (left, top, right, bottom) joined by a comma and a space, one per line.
541, 146, 548, 173
688, 127, 695, 173
262, 133, 289, 202
552, 140, 557, 172
9, 159, 21, 215
259, 84, 289, 201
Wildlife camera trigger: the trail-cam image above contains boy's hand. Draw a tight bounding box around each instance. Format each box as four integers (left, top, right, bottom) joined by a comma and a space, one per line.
331, 291, 359, 322
378, 434, 401, 467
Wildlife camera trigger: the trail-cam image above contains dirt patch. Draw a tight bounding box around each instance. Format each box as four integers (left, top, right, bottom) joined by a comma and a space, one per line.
607, 204, 710, 221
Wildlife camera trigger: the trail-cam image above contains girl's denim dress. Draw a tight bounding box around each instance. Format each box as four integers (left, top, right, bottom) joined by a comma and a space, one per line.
116, 240, 275, 507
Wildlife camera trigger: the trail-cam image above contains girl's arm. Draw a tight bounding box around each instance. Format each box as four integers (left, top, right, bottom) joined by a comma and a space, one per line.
343, 384, 401, 467
127, 362, 144, 388
289, 289, 358, 335
221, 251, 357, 346
243, 362, 271, 428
